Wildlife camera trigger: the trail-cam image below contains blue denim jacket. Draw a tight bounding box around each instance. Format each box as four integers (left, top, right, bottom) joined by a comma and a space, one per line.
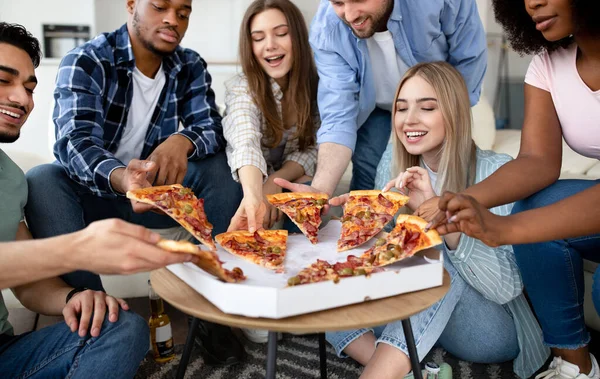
309, 0, 487, 151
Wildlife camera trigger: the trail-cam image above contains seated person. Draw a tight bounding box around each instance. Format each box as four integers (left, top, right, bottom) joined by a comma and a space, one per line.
325, 62, 549, 379
0, 22, 197, 377
24, 0, 244, 367
224, 0, 319, 233
432, 0, 600, 376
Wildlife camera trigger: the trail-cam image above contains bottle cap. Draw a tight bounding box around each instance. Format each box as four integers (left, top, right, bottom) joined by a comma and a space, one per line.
425, 362, 440, 373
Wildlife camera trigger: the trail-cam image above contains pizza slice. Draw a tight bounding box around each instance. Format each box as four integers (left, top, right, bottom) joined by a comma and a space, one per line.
157, 239, 245, 283
337, 190, 409, 251
127, 184, 216, 251
215, 230, 288, 271
359, 214, 442, 267
266, 192, 329, 244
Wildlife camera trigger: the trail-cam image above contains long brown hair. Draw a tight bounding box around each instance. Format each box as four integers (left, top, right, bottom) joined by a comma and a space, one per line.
391, 62, 476, 193
239, 0, 318, 149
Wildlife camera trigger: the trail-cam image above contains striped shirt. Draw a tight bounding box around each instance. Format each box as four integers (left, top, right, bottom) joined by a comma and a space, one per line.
376, 148, 550, 378
222, 74, 318, 182
53, 24, 223, 197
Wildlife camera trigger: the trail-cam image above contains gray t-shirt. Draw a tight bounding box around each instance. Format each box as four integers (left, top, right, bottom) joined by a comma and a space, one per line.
0, 149, 28, 336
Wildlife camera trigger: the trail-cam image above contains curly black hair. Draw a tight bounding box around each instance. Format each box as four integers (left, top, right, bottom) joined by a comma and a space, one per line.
0, 22, 42, 68
492, 0, 600, 55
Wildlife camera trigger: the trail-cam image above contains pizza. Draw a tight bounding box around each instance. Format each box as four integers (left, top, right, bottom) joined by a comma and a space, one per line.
127, 184, 215, 250
215, 230, 288, 271
337, 190, 409, 251
156, 239, 245, 283
266, 192, 329, 244
360, 214, 442, 267
286, 255, 383, 286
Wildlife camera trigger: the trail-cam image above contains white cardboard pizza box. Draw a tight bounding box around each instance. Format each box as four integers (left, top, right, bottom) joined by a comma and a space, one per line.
167, 220, 444, 319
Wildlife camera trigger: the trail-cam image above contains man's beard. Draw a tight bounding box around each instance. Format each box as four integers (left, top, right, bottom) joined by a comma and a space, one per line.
344, 0, 393, 39
132, 10, 175, 57
0, 130, 20, 143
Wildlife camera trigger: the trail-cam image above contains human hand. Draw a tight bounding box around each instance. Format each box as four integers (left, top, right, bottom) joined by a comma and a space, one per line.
228, 193, 266, 233
383, 167, 436, 211
110, 159, 158, 213
435, 191, 506, 247
414, 196, 443, 224
71, 219, 199, 274
63, 289, 128, 338
146, 134, 192, 186
262, 178, 283, 229
273, 178, 330, 215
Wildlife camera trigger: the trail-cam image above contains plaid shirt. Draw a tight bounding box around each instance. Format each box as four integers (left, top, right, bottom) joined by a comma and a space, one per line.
223, 74, 318, 182
53, 24, 224, 197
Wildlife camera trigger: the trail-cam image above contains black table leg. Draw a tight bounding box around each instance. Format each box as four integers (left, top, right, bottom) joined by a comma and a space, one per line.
318, 333, 327, 379
401, 319, 422, 379
265, 331, 278, 379
177, 317, 200, 379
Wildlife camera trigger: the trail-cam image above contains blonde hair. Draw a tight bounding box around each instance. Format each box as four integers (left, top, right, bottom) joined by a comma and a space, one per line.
391, 61, 476, 193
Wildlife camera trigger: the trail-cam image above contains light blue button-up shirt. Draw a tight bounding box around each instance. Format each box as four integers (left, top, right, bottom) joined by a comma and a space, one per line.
309, 0, 487, 152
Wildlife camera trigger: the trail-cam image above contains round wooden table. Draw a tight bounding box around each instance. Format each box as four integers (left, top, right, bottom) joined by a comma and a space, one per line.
150, 268, 450, 379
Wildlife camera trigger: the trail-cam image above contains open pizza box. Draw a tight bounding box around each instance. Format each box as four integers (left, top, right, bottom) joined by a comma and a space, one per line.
167, 220, 444, 319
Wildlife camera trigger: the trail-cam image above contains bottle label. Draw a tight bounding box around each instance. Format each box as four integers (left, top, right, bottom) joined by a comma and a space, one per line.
155, 324, 174, 358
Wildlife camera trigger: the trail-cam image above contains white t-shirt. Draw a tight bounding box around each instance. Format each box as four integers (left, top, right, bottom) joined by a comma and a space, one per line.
114, 64, 166, 164
525, 44, 600, 160
366, 30, 410, 112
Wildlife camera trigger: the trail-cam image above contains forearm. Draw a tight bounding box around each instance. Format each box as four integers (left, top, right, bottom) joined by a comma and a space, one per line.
238, 165, 264, 198
12, 277, 72, 316
502, 183, 600, 245
463, 155, 559, 208
311, 143, 352, 196
270, 161, 305, 183
0, 235, 79, 289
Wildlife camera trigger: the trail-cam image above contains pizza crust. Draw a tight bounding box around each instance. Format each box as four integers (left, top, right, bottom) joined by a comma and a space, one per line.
266, 192, 329, 203
126, 184, 183, 202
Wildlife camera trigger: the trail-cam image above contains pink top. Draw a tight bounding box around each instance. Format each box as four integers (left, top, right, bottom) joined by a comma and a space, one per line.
525, 43, 600, 160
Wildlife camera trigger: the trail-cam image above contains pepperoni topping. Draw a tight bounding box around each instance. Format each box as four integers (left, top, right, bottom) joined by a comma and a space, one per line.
303, 221, 318, 234
377, 194, 393, 208
253, 231, 267, 245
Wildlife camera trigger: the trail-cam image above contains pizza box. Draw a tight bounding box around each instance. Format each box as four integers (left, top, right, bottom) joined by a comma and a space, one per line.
166, 220, 444, 319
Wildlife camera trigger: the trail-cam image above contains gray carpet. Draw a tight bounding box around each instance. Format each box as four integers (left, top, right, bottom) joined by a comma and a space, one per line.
135, 334, 523, 378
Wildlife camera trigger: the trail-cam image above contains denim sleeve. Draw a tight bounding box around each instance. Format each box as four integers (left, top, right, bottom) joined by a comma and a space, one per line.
53, 52, 125, 196
311, 46, 361, 152
176, 54, 225, 161
441, 0, 487, 106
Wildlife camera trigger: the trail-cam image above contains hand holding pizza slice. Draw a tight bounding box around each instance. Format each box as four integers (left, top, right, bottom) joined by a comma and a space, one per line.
266, 192, 329, 244
127, 184, 216, 251
337, 190, 409, 251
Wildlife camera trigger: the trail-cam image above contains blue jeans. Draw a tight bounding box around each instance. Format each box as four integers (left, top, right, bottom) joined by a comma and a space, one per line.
350, 107, 392, 191
0, 309, 148, 378
327, 254, 519, 363
25, 152, 242, 291
512, 179, 600, 349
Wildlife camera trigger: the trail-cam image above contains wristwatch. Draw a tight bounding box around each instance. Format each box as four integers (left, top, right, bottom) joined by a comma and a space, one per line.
65, 287, 89, 304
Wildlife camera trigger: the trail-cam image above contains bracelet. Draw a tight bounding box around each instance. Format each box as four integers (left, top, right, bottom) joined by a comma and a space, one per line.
65, 287, 89, 304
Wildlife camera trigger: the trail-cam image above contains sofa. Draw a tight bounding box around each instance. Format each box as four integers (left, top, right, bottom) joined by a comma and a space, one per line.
3, 95, 600, 332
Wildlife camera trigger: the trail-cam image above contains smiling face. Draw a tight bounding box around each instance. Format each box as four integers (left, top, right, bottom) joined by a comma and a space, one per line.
525, 0, 574, 41
0, 43, 36, 143
394, 75, 445, 167
329, 0, 393, 39
128, 0, 191, 56
250, 8, 293, 88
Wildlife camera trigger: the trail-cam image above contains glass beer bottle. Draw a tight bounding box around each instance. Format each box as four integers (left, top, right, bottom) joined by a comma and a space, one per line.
148, 280, 175, 363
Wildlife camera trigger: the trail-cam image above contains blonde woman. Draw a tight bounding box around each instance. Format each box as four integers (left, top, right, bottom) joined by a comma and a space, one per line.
326, 62, 549, 379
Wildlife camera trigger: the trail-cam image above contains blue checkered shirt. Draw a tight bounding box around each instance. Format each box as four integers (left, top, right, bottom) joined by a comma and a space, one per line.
53, 24, 224, 197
